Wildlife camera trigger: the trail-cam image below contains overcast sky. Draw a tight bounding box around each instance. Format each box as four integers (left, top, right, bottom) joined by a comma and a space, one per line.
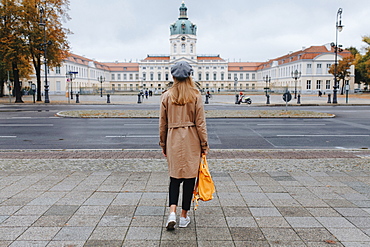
64, 0, 370, 63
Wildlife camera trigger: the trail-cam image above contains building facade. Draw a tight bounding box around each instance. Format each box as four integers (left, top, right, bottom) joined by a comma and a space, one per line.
29, 2, 356, 96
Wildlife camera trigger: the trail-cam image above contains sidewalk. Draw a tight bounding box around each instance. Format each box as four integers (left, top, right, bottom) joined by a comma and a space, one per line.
1, 93, 370, 106
0, 149, 370, 246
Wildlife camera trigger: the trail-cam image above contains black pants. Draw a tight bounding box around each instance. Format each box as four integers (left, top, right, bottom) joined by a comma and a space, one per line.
169, 177, 196, 211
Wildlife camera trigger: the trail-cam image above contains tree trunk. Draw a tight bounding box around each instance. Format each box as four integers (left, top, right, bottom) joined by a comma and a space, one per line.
35, 56, 42, 101
340, 79, 345, 95
12, 61, 23, 103
0, 79, 4, 97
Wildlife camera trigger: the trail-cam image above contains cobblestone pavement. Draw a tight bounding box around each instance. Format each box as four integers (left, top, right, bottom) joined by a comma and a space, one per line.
0, 149, 370, 246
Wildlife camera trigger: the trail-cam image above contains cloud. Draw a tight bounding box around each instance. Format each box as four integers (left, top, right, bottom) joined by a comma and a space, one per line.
65, 0, 370, 62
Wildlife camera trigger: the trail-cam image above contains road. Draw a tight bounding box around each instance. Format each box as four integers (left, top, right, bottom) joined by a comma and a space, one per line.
0, 104, 369, 150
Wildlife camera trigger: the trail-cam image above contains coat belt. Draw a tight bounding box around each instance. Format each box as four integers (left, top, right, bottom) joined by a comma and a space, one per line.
168, 122, 195, 129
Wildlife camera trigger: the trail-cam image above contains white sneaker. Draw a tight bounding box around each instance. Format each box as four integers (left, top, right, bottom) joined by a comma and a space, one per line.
179, 216, 190, 228
166, 212, 176, 230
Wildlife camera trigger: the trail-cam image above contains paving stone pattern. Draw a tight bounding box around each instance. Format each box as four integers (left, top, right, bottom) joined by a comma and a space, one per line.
0, 150, 369, 246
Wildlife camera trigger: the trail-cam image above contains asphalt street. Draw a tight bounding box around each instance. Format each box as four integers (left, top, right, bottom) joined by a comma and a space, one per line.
0, 105, 369, 150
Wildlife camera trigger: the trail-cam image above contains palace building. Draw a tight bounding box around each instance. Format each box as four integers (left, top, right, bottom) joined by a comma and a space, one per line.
30, 2, 355, 96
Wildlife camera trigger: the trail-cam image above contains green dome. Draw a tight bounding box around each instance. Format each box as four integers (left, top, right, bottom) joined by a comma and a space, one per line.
170, 2, 197, 35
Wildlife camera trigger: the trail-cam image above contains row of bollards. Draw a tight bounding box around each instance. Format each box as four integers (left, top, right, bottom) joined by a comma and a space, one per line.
69, 93, 342, 105
73, 94, 111, 104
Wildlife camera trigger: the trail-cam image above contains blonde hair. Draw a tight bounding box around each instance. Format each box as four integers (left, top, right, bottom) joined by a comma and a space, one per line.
169, 77, 199, 105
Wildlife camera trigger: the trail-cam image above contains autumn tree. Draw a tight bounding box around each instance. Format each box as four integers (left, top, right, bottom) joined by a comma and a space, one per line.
352, 36, 370, 90
329, 56, 354, 95
0, 0, 31, 103
22, 0, 70, 102
0, 0, 70, 102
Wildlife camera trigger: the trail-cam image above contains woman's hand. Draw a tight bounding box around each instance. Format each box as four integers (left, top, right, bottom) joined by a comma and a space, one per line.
162, 149, 167, 157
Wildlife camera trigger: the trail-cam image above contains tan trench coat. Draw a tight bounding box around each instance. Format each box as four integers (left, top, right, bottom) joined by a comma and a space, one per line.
159, 91, 209, 179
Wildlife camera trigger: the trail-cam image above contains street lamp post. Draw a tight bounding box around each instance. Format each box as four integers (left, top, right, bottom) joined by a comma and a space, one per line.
291, 69, 301, 99
234, 76, 238, 104
332, 8, 343, 104
263, 75, 271, 104
39, 3, 52, 103
66, 71, 77, 102
98, 75, 105, 97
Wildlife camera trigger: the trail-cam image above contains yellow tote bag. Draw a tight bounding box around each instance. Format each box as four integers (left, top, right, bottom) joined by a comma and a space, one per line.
193, 154, 215, 210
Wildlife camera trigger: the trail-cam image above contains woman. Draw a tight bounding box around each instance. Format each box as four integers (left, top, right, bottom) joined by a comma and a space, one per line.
159, 61, 209, 230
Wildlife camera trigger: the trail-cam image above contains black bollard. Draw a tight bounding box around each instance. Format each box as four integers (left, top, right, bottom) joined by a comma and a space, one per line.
107, 94, 111, 103
76, 94, 80, 103
297, 94, 301, 104
266, 95, 270, 105
235, 94, 239, 104
137, 93, 142, 104
205, 94, 209, 104
327, 93, 331, 104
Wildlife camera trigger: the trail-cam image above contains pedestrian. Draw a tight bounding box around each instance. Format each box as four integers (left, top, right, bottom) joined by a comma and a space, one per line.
318, 90, 322, 97
159, 61, 209, 230
145, 90, 149, 99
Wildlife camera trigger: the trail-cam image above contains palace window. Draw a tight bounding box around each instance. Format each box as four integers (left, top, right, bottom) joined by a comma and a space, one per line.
316, 80, 321, 89
158, 73, 161, 81
206, 73, 209, 80
213, 73, 217, 81
306, 80, 312, 90
198, 73, 202, 81
181, 44, 186, 53
326, 80, 331, 89
56, 81, 61, 91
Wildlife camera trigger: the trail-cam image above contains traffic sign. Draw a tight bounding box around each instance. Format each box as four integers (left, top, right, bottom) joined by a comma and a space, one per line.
283, 92, 292, 102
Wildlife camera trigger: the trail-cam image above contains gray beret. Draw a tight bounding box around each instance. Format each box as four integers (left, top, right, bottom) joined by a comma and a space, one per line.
171, 61, 193, 80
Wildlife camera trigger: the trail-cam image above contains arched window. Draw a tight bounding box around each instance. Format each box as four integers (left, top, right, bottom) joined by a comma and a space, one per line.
181, 44, 186, 53
174, 44, 177, 53
190, 44, 193, 53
